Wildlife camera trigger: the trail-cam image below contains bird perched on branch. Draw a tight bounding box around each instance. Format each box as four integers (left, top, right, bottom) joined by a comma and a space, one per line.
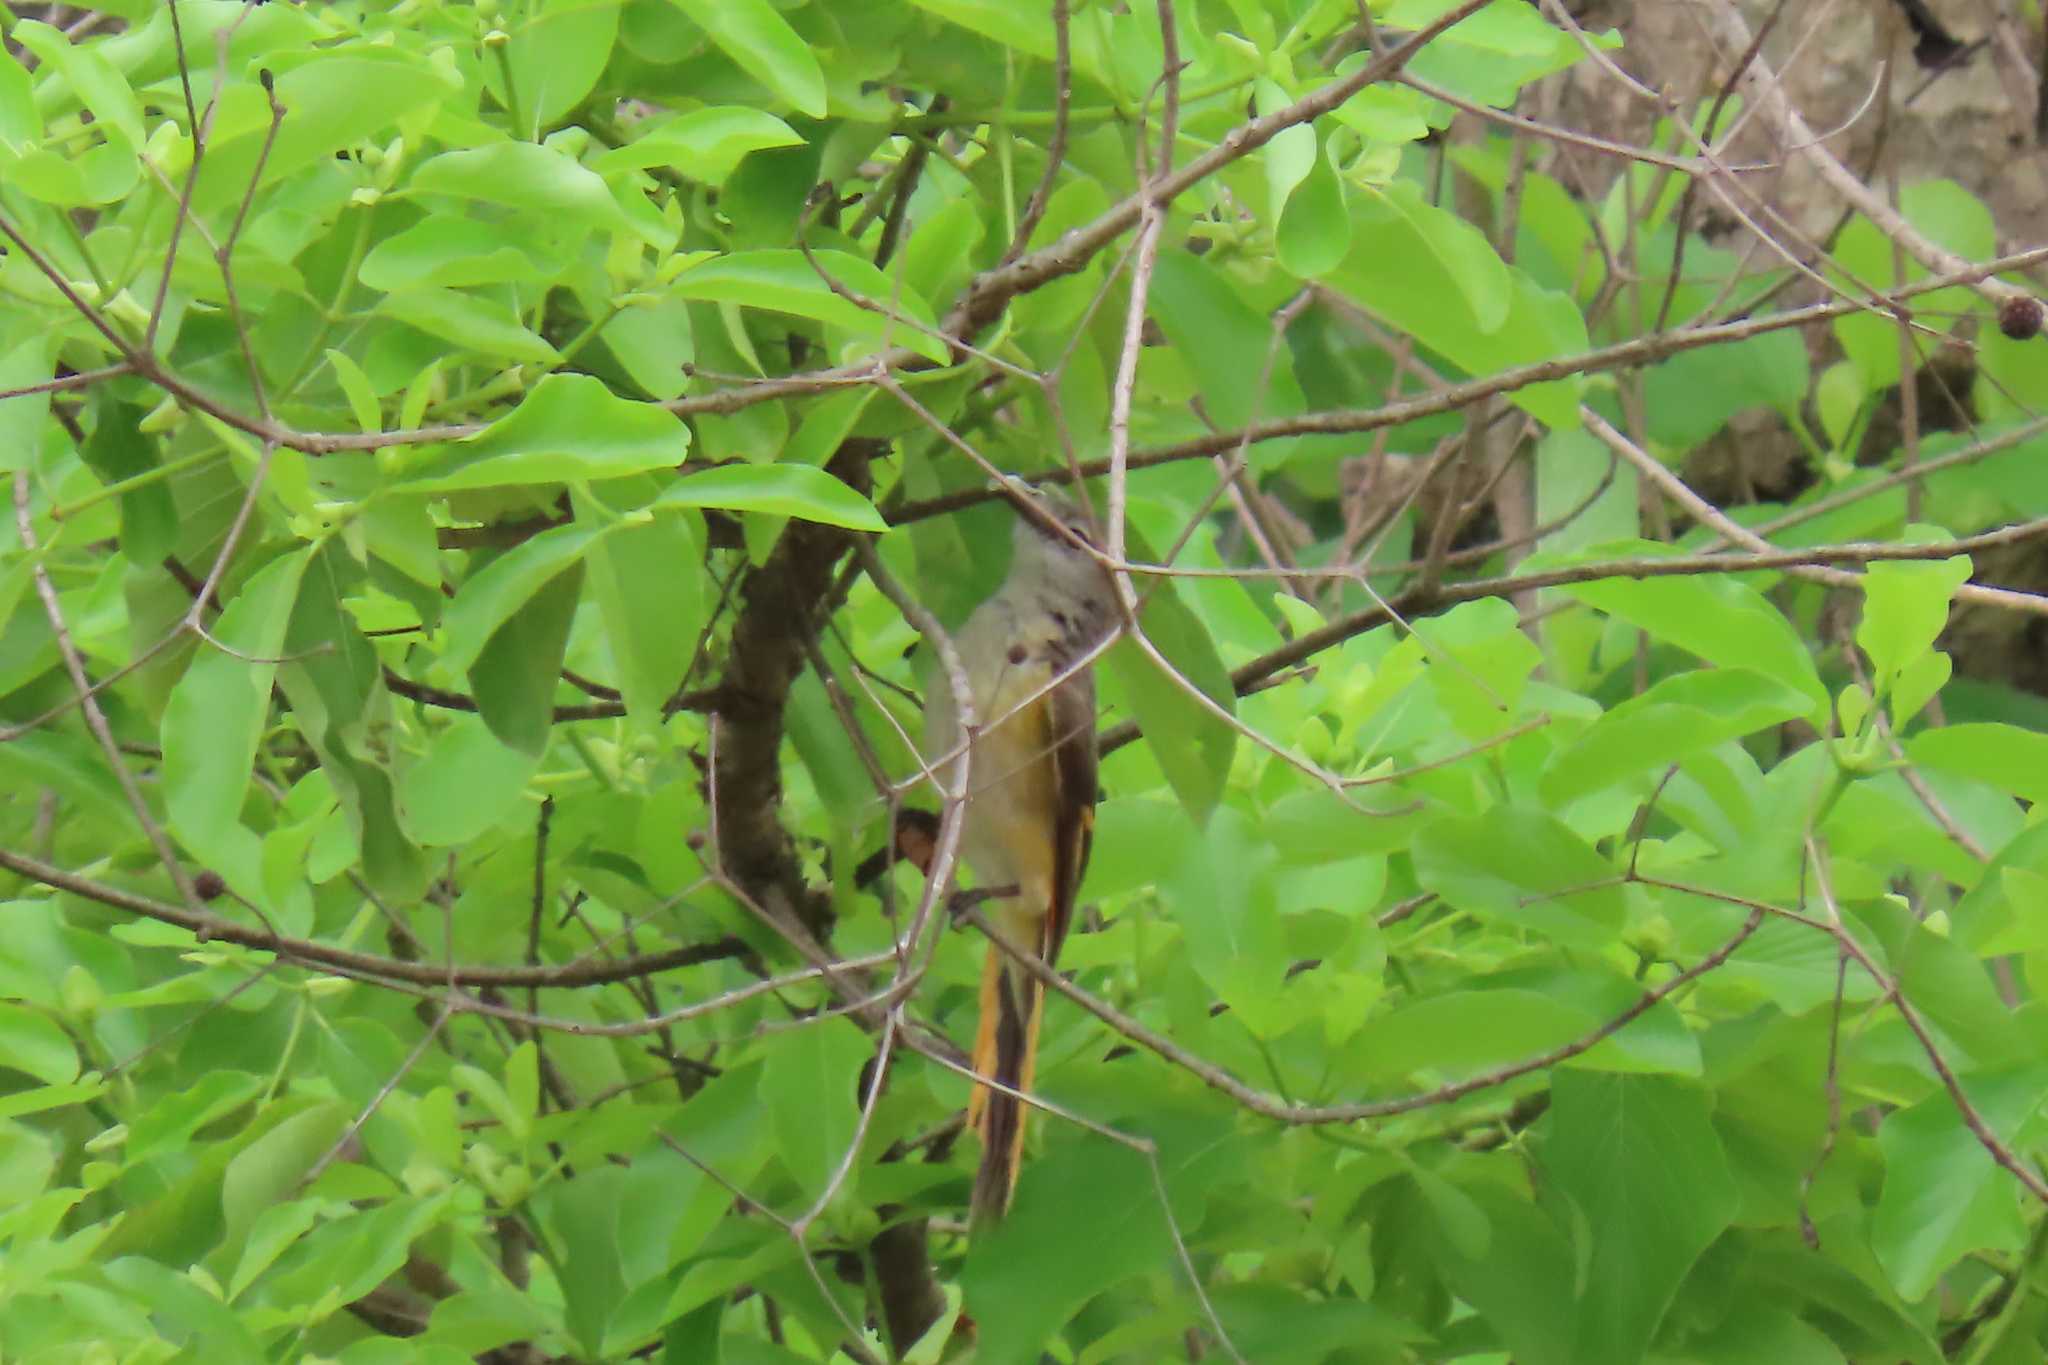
922, 487, 1117, 1226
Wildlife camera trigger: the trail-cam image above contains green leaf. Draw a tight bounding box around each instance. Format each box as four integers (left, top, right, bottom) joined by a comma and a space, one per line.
656, 1064, 780, 1272
469, 562, 584, 756
594, 106, 804, 184
427, 1288, 561, 1355
544, 1165, 632, 1356
1889, 648, 1950, 727
233, 1202, 348, 1300
962, 1136, 1172, 1365
1147, 252, 1308, 452
1275, 140, 1350, 278
1207, 1285, 1420, 1362
0, 50, 40, 144
1429, 1181, 1575, 1365
0, 1003, 77, 1084
162, 547, 315, 889
652, 463, 886, 530
0, 334, 52, 476
380, 288, 559, 365
1103, 525, 1238, 822
1261, 786, 1433, 864
1550, 550, 1828, 714
1856, 542, 1971, 688
408, 141, 656, 243
763, 1019, 871, 1200
192, 50, 460, 212
1262, 79, 1315, 209
668, 250, 949, 363
1385, 0, 1583, 55
396, 714, 543, 846
1105, 636, 1237, 826
898, 199, 987, 314
128, 1071, 264, 1163
789, 668, 874, 819
505, 1041, 541, 1134
1417, 596, 1542, 739
1411, 806, 1624, 949
1541, 668, 1814, 806
1857, 898, 2024, 1067
586, 502, 705, 729
449, 1062, 529, 1145
400, 358, 445, 431
9, 142, 138, 206
0, 729, 130, 833
280, 545, 425, 898
1345, 974, 1697, 1086
492, 0, 620, 131
397, 374, 692, 491
1908, 723, 2048, 806
1349, 988, 1589, 1085
79, 398, 175, 566
104, 1256, 263, 1358
1816, 359, 1866, 445
1544, 1072, 1738, 1363
1162, 807, 1292, 1038
601, 298, 696, 400
221, 1102, 350, 1246
1644, 329, 1811, 448
0, 1077, 105, 1121
785, 388, 877, 469
1872, 1069, 2048, 1300
1332, 66, 1430, 142
358, 217, 557, 293
1324, 184, 1587, 426
1361, 179, 1511, 331
325, 349, 382, 435
1904, 179, 1997, 262
668, 0, 827, 117
901, 0, 1058, 59
1683, 1307, 1849, 1365
266, 1195, 451, 1316
1718, 916, 1881, 1014
12, 21, 145, 149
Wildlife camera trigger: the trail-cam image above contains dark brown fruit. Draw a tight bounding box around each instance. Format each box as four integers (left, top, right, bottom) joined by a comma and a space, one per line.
1997, 295, 2044, 341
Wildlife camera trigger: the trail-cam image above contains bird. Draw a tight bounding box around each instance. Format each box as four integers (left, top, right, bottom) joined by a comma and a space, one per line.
922, 487, 1118, 1225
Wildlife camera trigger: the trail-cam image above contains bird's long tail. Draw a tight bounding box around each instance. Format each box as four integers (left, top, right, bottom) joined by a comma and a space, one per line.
967, 941, 1045, 1226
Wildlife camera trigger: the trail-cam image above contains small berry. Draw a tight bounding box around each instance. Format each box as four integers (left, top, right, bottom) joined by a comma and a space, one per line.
1997, 295, 2044, 341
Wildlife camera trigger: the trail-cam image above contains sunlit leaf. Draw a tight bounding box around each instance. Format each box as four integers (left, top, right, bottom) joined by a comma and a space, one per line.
1873, 1069, 2048, 1300
668, 0, 827, 116
1412, 806, 1624, 949
594, 106, 804, 183
652, 463, 886, 530
396, 374, 692, 491
668, 249, 949, 363
0, 1003, 77, 1085
1545, 1072, 1738, 1362
162, 547, 314, 891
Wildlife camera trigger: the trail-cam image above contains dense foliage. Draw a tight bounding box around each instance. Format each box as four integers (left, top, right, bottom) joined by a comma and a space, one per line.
4, 0, 2048, 1361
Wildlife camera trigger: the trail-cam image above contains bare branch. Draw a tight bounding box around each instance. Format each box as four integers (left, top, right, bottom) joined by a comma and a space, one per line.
0, 844, 758, 991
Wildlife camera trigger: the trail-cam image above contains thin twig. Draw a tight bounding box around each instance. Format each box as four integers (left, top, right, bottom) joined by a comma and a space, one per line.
13, 473, 204, 909
0, 844, 759, 990
1000, 0, 1074, 265
1805, 838, 2048, 1205
954, 901, 1762, 1125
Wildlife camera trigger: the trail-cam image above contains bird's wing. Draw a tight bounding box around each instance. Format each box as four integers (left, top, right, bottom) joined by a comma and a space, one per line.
1043, 662, 1097, 966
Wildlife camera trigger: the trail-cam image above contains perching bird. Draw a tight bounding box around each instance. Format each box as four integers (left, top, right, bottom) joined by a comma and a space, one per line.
922, 488, 1117, 1226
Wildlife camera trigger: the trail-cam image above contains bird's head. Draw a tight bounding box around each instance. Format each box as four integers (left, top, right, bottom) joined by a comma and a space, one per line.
1006, 483, 1113, 608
